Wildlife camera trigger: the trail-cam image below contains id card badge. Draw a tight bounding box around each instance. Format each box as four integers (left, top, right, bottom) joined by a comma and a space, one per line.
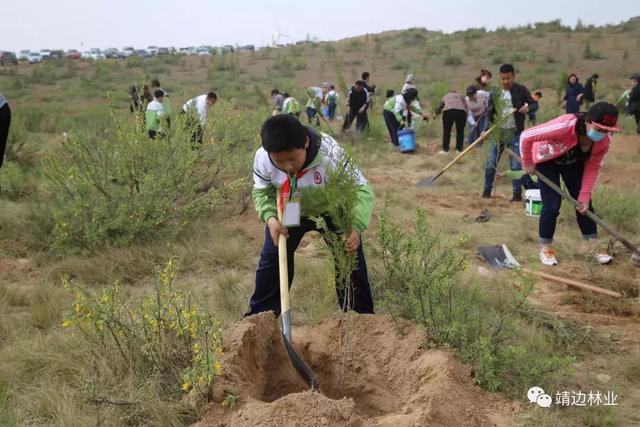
283, 190, 302, 227
283, 201, 301, 227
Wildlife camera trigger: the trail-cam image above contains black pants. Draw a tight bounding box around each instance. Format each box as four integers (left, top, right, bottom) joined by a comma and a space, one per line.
342, 110, 368, 133
306, 107, 320, 126
634, 110, 640, 133
0, 103, 11, 168
245, 217, 375, 317
442, 109, 466, 152
537, 160, 597, 244
383, 110, 401, 146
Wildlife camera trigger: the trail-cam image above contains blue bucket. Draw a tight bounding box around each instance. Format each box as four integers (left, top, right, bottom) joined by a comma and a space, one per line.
397, 128, 416, 153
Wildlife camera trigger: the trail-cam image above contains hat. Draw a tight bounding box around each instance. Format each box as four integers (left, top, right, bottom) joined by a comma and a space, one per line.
466, 85, 477, 95
321, 81, 331, 89
405, 74, 416, 83
631, 73, 640, 80
587, 102, 620, 132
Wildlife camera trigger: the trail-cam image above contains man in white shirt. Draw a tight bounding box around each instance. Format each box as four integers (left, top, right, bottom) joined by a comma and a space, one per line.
181, 91, 217, 144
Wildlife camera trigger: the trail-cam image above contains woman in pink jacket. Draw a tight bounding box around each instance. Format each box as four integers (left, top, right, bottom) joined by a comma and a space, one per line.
519, 102, 620, 266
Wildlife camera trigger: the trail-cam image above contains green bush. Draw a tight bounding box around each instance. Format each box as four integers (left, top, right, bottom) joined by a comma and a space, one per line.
29, 62, 58, 85
371, 201, 575, 397
62, 258, 224, 395
0, 162, 35, 200
443, 54, 463, 66
593, 187, 640, 234
43, 106, 244, 252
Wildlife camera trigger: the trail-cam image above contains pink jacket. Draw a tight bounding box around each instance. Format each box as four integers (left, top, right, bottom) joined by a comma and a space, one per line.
519, 114, 611, 205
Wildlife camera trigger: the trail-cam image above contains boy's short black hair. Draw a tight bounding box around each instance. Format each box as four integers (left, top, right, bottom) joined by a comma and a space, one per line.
283, 92, 290, 98
499, 64, 515, 74
361, 71, 370, 80
207, 91, 217, 100
534, 91, 543, 97
154, 89, 164, 99
355, 80, 365, 87
151, 79, 161, 88
330, 85, 335, 90
271, 89, 280, 96
261, 115, 307, 153
386, 89, 395, 98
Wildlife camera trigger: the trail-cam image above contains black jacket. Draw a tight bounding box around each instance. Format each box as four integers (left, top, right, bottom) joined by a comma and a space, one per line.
584, 78, 596, 102
489, 82, 538, 133
347, 87, 368, 113
629, 83, 640, 113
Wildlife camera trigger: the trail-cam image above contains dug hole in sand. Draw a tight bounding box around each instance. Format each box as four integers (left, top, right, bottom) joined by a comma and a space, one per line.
194, 312, 519, 427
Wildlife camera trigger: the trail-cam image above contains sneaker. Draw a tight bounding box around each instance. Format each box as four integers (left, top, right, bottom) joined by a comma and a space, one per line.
510, 195, 523, 202
596, 253, 613, 265
482, 190, 492, 199
539, 247, 558, 266
439, 150, 449, 155
456, 150, 463, 154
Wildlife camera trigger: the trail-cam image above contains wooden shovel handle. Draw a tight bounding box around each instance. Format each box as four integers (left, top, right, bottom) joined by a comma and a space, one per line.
439, 109, 516, 175
277, 195, 291, 341
523, 268, 623, 298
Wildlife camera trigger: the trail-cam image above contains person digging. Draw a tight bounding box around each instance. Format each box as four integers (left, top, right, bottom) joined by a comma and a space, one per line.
244, 115, 375, 317
519, 102, 620, 266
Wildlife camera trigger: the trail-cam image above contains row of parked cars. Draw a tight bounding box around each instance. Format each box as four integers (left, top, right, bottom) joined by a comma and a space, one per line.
1, 44, 258, 65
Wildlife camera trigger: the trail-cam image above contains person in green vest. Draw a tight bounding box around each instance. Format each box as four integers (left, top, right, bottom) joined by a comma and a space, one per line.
382, 88, 428, 147
151, 80, 171, 128
306, 86, 324, 127
145, 90, 165, 139
282, 93, 301, 118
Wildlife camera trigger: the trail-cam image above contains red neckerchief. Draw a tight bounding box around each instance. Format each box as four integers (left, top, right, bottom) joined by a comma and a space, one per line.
278, 169, 311, 214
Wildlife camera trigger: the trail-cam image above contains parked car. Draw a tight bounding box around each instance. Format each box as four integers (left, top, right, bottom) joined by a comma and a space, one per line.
134, 49, 151, 59
89, 48, 105, 60
238, 45, 255, 52
196, 46, 211, 56
39, 49, 51, 59
147, 46, 158, 55
103, 48, 124, 59
157, 47, 170, 55
28, 52, 43, 63
18, 50, 30, 61
122, 47, 135, 57
178, 47, 190, 55
49, 50, 64, 60
188, 47, 198, 55
81, 51, 92, 59
65, 49, 81, 59
0, 52, 18, 66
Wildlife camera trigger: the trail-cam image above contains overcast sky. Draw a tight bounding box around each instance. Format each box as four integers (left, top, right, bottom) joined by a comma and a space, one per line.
2, 0, 639, 51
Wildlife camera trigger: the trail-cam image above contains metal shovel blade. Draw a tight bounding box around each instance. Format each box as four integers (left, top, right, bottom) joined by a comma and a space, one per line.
416, 173, 441, 188
282, 331, 320, 390
477, 244, 521, 270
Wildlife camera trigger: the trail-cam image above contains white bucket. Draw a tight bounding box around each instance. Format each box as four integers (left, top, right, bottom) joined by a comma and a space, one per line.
525, 189, 543, 217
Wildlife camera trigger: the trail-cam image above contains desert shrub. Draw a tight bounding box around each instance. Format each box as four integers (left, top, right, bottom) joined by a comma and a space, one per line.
62, 258, 223, 395
372, 201, 574, 397
0, 162, 35, 200
43, 105, 246, 252
126, 55, 144, 68
583, 42, 603, 60
29, 62, 58, 84
2, 113, 38, 166
443, 54, 463, 66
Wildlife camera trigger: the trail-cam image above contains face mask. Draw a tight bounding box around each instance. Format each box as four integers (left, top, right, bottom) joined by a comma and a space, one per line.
587, 128, 607, 142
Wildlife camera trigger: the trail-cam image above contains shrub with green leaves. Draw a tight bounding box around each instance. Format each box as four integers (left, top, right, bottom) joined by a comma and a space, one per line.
43, 105, 246, 252
62, 258, 224, 396
371, 201, 574, 396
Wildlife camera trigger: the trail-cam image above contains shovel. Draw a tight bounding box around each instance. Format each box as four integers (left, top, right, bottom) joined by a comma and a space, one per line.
478, 244, 623, 298
277, 196, 320, 389
417, 109, 516, 187
505, 148, 640, 265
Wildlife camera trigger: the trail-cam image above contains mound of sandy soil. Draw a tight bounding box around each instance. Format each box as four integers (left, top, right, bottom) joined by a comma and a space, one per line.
193, 312, 519, 427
